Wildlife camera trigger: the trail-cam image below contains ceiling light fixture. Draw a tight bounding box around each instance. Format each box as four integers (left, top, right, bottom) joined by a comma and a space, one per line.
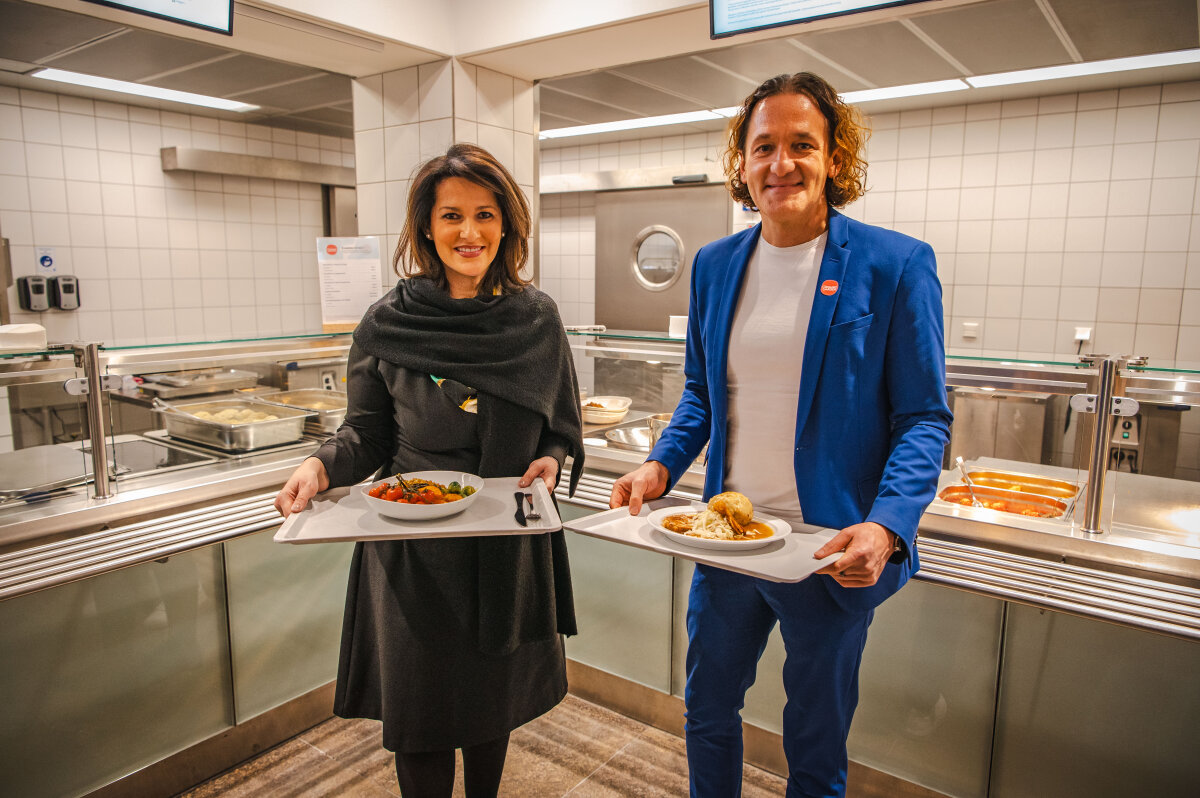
842, 78, 969, 103
539, 109, 725, 139
32, 68, 259, 112
966, 48, 1200, 88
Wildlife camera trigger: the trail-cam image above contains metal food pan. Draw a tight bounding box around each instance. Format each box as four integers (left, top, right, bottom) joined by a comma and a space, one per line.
938, 484, 1068, 519
963, 469, 1081, 501
153, 399, 312, 452
139, 368, 259, 398
253, 389, 347, 433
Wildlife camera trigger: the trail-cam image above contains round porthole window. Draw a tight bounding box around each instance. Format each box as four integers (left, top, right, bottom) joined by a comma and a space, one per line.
631, 226, 685, 292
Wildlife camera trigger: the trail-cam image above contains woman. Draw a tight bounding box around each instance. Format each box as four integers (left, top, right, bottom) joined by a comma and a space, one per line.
275, 144, 584, 797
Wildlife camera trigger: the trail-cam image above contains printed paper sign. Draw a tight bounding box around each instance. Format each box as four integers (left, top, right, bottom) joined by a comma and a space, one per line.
317, 237, 382, 333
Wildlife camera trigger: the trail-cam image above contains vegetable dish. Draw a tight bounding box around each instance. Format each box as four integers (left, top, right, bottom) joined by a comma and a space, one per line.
368, 476, 477, 505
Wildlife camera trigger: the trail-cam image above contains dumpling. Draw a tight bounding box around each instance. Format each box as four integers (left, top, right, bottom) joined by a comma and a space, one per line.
708, 491, 753, 532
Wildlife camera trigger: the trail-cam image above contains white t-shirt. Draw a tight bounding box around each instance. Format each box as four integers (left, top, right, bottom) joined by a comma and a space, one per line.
724, 232, 826, 525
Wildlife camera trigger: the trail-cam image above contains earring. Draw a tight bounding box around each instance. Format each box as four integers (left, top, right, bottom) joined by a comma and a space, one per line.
424, 232, 432, 239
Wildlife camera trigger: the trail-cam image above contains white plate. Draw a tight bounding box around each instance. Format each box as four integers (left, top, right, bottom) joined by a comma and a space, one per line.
362, 470, 484, 521
646, 506, 791, 551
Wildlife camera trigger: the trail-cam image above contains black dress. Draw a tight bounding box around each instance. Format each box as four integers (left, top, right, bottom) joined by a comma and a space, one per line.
313, 358, 571, 753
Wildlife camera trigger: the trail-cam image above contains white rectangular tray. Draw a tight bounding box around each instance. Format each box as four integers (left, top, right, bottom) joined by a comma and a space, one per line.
564, 497, 842, 583
274, 477, 561, 544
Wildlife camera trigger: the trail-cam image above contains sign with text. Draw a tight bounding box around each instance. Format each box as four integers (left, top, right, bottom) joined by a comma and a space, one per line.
711, 0, 931, 38
82, 0, 234, 35
317, 237, 382, 333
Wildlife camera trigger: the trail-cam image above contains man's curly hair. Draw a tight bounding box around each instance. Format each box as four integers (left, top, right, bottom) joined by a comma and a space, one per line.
723, 72, 869, 210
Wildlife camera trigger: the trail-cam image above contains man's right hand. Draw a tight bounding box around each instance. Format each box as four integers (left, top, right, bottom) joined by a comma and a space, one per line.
610, 460, 670, 515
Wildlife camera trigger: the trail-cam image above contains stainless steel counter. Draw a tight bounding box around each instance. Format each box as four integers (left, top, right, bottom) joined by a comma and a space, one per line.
562, 440, 1200, 641
3, 416, 1199, 641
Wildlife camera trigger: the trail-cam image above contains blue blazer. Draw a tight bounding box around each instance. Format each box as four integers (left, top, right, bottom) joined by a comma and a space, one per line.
649, 209, 953, 612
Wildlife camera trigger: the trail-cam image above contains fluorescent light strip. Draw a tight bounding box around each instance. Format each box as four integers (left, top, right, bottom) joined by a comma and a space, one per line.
32, 68, 259, 113
539, 109, 723, 139
967, 49, 1200, 88
842, 78, 968, 103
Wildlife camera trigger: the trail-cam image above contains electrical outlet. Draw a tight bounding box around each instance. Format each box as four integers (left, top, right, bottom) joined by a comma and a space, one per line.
320, 370, 336, 390
961, 321, 979, 340
1074, 326, 1092, 342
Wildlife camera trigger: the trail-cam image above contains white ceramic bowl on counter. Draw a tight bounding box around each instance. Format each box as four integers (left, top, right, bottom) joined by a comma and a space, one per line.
581, 395, 632, 424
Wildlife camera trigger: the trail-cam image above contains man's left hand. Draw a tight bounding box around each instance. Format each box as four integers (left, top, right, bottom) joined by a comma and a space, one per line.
814, 522, 897, 587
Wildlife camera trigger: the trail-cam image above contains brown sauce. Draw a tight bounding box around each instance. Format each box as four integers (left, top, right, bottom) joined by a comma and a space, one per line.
737, 521, 774, 540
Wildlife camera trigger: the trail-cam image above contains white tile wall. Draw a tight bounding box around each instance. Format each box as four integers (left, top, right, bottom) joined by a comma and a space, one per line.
538, 80, 1200, 370
0, 86, 354, 452
353, 59, 537, 291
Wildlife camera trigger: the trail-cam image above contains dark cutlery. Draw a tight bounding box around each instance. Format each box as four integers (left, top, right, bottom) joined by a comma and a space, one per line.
513, 491, 527, 527
523, 492, 541, 521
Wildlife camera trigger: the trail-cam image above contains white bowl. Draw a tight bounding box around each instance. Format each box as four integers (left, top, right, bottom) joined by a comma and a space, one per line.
362, 470, 485, 521
581, 395, 632, 424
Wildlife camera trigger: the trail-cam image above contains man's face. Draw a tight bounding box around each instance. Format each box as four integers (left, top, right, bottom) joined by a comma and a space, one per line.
738, 92, 838, 243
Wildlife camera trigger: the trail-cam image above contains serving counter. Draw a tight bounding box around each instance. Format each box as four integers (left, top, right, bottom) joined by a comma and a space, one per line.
1, 331, 1198, 798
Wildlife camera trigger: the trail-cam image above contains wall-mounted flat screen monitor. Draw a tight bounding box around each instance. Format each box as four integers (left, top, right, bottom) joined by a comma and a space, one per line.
711, 0, 932, 39
82, 0, 233, 35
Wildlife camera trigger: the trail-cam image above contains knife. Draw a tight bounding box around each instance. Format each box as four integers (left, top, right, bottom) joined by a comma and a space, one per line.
513, 491, 527, 527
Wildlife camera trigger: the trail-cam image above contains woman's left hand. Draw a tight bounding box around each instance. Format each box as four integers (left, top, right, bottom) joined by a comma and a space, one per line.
518, 456, 559, 492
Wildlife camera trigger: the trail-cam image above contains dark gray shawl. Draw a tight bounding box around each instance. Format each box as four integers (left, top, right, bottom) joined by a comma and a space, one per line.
354, 276, 584, 494
352, 275, 584, 652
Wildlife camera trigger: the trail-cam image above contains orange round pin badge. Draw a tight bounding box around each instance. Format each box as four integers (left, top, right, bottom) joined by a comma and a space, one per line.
820, 280, 839, 296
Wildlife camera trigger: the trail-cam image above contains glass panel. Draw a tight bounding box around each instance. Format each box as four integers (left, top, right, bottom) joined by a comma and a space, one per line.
564, 517, 674, 693
849, 581, 1004, 798
224, 528, 354, 721
1100, 396, 1200, 568
992, 604, 1200, 798
99, 332, 350, 351
0, 546, 232, 798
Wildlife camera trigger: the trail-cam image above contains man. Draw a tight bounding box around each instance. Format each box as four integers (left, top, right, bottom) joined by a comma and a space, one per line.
610, 72, 952, 798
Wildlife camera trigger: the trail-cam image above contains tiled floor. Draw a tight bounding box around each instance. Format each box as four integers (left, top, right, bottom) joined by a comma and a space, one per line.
177, 694, 786, 797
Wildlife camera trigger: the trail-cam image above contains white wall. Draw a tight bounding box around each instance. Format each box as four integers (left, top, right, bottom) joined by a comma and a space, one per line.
0, 85, 354, 454
352, 59, 537, 292
0, 84, 354, 346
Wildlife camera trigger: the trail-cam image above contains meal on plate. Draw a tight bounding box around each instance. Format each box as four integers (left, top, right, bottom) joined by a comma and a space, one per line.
368, 476, 476, 505
948, 496, 1055, 517
660, 491, 774, 540
190, 408, 278, 423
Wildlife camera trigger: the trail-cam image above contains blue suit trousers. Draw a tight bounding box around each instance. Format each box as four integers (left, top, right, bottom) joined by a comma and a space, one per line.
684, 565, 874, 798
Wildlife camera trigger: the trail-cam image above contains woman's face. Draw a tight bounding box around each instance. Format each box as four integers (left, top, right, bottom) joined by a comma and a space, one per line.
429, 177, 504, 298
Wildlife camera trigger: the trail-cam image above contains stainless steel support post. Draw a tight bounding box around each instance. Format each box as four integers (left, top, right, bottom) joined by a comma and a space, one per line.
1081, 356, 1119, 534
75, 343, 112, 499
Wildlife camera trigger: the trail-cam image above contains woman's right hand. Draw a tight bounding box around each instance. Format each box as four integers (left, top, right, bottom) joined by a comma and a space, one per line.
274, 457, 330, 518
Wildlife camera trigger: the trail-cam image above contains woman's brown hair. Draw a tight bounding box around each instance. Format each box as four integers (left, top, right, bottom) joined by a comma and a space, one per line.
723, 72, 869, 209
393, 143, 531, 295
